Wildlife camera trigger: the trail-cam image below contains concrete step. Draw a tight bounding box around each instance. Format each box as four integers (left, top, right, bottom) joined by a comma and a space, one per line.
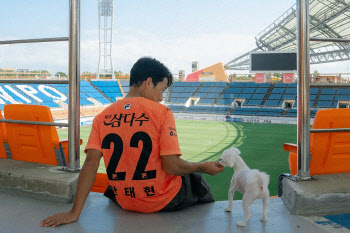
0, 159, 78, 203
281, 173, 350, 215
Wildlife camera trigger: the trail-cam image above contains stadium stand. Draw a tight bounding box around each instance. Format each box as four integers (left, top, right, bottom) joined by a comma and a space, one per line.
167, 105, 186, 113
90, 80, 123, 102
256, 108, 283, 117
161, 81, 350, 119
119, 81, 129, 96
184, 105, 209, 114
231, 107, 259, 116
0, 80, 324, 120
0, 81, 112, 111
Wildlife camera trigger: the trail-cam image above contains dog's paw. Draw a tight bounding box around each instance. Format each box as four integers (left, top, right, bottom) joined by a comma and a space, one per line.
261, 216, 267, 222
237, 221, 246, 227
225, 207, 232, 212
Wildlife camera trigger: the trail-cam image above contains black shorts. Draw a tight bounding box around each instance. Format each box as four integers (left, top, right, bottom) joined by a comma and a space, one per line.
104, 172, 215, 212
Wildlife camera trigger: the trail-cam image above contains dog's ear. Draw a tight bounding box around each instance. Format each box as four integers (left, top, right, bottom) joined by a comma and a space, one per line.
230, 147, 241, 156
226, 156, 235, 167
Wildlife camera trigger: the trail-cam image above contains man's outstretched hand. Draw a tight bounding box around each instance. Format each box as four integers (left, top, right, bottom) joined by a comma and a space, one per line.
40, 211, 79, 228
200, 161, 224, 175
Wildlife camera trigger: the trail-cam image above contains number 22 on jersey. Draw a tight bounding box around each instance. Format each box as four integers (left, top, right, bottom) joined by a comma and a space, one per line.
101, 131, 157, 181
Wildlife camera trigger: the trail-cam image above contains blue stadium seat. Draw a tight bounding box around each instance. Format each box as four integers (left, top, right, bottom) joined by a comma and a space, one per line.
197, 87, 212, 93
255, 88, 268, 94
221, 94, 237, 99
198, 99, 215, 104
193, 93, 207, 98
202, 82, 215, 87
269, 94, 282, 100
258, 83, 271, 88
317, 101, 333, 108
275, 83, 288, 88
241, 88, 256, 94
187, 82, 201, 87
238, 94, 252, 100
310, 95, 317, 101
310, 88, 319, 95
284, 88, 297, 94
272, 88, 285, 94
335, 95, 350, 101
229, 82, 246, 87
214, 82, 228, 87
251, 94, 265, 100
216, 99, 233, 105
321, 88, 337, 95
205, 93, 218, 99
264, 100, 280, 106
319, 95, 335, 101
245, 82, 258, 87
210, 87, 224, 93
224, 88, 242, 94
337, 89, 350, 95
183, 87, 197, 93
246, 100, 262, 106
207, 106, 230, 114
282, 95, 296, 100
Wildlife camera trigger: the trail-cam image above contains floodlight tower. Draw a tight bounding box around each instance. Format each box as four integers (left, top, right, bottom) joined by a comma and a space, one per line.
97, 0, 114, 79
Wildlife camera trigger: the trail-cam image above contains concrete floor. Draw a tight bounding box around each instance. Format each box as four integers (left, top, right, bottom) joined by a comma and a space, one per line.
1, 190, 349, 233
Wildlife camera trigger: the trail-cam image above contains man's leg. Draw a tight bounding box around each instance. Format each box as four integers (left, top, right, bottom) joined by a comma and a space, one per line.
189, 172, 215, 203
160, 172, 214, 212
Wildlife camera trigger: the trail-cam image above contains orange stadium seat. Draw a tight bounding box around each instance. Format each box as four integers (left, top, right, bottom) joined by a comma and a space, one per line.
0, 110, 8, 159
283, 108, 350, 176
91, 173, 109, 193
4, 104, 81, 166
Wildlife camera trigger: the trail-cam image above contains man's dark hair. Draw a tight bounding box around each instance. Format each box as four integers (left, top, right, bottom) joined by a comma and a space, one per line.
129, 57, 173, 88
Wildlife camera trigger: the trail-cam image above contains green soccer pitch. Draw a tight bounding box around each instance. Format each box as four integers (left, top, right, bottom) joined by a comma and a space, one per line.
57, 120, 297, 201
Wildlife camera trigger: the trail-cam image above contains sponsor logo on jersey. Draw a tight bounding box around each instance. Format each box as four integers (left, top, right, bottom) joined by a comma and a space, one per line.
124, 103, 131, 110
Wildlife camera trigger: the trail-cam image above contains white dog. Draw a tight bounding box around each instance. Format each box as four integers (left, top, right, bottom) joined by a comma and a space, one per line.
220, 147, 270, 227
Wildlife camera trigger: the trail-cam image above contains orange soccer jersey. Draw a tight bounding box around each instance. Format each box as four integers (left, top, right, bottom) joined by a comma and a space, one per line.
85, 97, 182, 213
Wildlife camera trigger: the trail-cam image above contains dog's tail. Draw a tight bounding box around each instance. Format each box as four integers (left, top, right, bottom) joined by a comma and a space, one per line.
257, 171, 270, 192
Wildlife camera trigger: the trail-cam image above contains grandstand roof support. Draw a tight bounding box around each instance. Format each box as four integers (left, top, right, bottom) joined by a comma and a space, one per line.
225, 0, 350, 71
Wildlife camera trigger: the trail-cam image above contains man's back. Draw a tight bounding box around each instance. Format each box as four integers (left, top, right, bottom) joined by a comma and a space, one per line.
86, 97, 182, 212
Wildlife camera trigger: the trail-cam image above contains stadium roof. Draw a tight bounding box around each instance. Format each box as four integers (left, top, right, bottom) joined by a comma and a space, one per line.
225, 0, 350, 70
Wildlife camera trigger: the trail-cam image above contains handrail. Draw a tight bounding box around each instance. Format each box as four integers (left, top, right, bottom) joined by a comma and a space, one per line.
310, 37, 350, 43
310, 128, 350, 133
0, 80, 69, 84
0, 119, 68, 127
0, 37, 69, 45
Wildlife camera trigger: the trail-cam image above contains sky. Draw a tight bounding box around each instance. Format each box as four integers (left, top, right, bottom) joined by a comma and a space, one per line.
0, 0, 349, 77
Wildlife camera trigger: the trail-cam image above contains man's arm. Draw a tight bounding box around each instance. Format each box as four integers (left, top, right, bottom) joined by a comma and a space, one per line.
161, 154, 224, 176
40, 149, 102, 228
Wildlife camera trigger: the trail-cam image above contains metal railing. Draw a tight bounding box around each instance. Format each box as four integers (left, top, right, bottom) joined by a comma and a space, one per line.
296, 0, 350, 180
0, 37, 69, 45
0, 119, 68, 127
0, 0, 81, 171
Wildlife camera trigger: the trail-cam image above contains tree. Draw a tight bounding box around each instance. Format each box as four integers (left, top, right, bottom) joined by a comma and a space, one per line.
55, 72, 67, 77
